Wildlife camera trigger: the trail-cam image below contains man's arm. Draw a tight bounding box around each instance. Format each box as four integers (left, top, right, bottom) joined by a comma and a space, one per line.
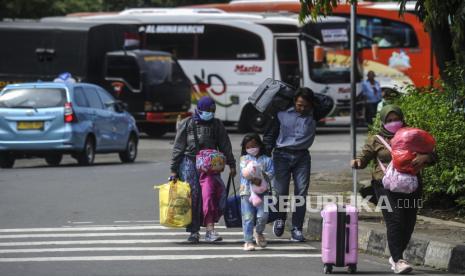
313, 94, 334, 122
263, 116, 280, 156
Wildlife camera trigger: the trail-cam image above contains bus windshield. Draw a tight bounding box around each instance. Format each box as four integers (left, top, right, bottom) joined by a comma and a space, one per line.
303, 22, 362, 84
307, 43, 353, 84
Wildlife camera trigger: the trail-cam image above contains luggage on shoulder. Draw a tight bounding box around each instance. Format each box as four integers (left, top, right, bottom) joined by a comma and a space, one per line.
321, 203, 358, 274
248, 78, 296, 116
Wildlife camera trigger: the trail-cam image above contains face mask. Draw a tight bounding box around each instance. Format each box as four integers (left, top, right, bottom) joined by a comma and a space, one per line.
246, 147, 260, 156
384, 121, 403, 134
199, 111, 214, 121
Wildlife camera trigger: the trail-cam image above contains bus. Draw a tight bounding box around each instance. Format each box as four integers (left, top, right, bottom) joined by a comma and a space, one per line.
0, 21, 192, 137
60, 8, 363, 131
190, 0, 439, 90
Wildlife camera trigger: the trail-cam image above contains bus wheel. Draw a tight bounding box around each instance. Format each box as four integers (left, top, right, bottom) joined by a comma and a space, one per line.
240, 105, 270, 134
144, 126, 168, 138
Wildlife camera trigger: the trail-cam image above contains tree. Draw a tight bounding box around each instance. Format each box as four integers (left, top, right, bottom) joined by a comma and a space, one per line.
299, 0, 465, 80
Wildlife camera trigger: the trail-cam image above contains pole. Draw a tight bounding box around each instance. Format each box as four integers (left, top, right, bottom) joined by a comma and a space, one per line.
350, 1, 358, 206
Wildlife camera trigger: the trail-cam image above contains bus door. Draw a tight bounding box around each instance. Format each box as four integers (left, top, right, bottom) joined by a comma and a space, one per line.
273, 35, 303, 89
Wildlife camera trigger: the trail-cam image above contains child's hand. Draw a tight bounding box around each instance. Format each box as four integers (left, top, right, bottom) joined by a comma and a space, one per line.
251, 178, 261, 186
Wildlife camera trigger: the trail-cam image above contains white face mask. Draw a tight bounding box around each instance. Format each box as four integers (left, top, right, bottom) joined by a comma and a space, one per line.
246, 147, 260, 156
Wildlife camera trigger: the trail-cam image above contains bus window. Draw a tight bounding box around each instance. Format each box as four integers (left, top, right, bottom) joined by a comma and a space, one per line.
105, 56, 141, 90
357, 17, 418, 48
145, 32, 195, 59
307, 44, 360, 84
198, 25, 265, 60
276, 38, 301, 88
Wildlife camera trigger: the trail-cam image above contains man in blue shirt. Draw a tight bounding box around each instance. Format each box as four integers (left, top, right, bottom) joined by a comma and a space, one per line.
263, 88, 328, 242
361, 70, 382, 125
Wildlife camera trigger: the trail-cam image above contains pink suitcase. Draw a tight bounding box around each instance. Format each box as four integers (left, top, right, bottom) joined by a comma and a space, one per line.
321, 203, 358, 274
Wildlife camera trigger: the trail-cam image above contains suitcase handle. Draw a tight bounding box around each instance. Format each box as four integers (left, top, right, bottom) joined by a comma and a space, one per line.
346, 227, 350, 253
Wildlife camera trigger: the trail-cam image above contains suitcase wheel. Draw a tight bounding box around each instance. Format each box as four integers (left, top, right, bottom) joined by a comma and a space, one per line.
347, 264, 357, 274
323, 264, 333, 274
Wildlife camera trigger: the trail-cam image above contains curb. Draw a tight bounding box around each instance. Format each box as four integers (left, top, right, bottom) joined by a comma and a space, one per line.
305, 214, 465, 273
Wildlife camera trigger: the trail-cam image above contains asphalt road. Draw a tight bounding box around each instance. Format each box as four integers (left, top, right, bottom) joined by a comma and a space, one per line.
0, 130, 452, 275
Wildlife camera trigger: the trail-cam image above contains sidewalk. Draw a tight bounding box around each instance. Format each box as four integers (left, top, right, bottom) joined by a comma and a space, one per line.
300, 169, 465, 273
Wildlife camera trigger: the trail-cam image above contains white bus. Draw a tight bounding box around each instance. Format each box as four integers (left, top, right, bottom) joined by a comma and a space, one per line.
61, 9, 362, 132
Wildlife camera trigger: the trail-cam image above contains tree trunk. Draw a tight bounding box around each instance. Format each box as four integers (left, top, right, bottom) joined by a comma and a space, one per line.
429, 21, 455, 82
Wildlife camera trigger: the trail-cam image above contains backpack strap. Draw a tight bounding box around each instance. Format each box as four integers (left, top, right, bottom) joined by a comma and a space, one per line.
190, 118, 200, 153
375, 135, 392, 152
375, 135, 391, 173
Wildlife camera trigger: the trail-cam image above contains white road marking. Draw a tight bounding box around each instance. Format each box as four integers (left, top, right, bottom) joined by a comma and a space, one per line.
0, 239, 292, 246
0, 232, 247, 239
0, 254, 322, 262
0, 245, 315, 253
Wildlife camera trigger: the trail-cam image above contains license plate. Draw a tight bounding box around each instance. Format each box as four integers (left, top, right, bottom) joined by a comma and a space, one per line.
17, 121, 44, 130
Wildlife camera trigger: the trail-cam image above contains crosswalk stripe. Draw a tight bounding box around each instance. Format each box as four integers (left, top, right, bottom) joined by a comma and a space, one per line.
0, 254, 322, 262
0, 225, 227, 233
0, 238, 296, 246
0, 245, 316, 253
0, 232, 247, 239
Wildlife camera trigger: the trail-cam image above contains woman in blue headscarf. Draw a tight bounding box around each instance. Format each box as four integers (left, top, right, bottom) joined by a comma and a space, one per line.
170, 96, 236, 243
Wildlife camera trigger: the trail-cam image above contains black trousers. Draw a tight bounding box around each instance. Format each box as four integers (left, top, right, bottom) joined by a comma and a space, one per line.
372, 180, 420, 262
365, 102, 379, 125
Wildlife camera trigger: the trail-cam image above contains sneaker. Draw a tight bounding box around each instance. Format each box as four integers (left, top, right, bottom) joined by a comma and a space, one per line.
243, 242, 255, 251
205, 230, 223, 242
273, 219, 285, 237
389, 257, 395, 271
393, 259, 412, 274
290, 228, 306, 242
254, 233, 267, 248
187, 232, 200, 244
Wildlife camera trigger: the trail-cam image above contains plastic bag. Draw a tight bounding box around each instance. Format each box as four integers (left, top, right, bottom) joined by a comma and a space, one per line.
391, 127, 435, 153
390, 128, 435, 174
196, 149, 226, 174
392, 149, 417, 174
382, 161, 418, 193
155, 180, 191, 228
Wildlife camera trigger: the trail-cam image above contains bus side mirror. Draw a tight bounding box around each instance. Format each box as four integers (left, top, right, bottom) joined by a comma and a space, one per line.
313, 45, 325, 63
371, 43, 379, 60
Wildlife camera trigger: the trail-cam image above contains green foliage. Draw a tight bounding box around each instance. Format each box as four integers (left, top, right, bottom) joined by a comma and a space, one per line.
371, 65, 465, 210
398, 0, 465, 64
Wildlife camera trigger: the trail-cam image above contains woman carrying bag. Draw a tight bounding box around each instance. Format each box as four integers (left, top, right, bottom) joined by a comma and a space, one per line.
351, 105, 436, 274
170, 96, 236, 243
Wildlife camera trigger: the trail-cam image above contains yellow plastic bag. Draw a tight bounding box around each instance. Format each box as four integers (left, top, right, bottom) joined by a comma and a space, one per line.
154, 180, 192, 228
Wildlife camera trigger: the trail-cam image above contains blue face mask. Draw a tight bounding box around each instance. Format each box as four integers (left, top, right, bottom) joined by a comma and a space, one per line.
199, 111, 214, 121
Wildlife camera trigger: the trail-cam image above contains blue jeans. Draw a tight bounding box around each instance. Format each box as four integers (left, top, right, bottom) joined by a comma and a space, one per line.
241, 195, 268, 243
272, 149, 311, 230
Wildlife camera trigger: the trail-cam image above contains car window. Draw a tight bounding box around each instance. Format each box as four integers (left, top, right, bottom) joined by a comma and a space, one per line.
97, 88, 116, 112
0, 88, 66, 108
83, 87, 103, 109
73, 87, 89, 107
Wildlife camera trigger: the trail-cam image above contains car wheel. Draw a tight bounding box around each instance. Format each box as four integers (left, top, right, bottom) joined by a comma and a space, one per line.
0, 152, 15, 169
77, 137, 95, 166
119, 135, 138, 163
45, 154, 63, 167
